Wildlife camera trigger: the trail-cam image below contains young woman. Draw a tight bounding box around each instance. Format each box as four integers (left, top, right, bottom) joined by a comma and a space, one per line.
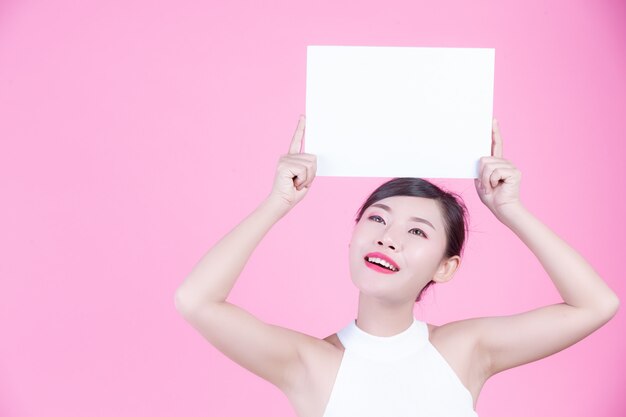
174, 116, 619, 417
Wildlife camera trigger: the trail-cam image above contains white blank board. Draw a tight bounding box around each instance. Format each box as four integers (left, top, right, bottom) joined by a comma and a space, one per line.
304, 45, 495, 178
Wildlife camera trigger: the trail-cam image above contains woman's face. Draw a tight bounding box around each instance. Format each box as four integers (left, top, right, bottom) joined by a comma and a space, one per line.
349, 195, 452, 304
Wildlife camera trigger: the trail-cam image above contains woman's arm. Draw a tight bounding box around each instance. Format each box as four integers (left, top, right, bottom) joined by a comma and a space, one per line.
495, 203, 619, 312
174, 116, 320, 392
470, 119, 619, 377
175, 115, 315, 309
174, 196, 288, 311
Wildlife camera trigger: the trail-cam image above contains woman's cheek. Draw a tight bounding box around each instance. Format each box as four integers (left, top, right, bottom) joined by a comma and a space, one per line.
405, 241, 439, 268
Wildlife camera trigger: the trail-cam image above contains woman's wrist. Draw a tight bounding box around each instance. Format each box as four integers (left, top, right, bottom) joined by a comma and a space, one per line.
494, 201, 530, 231
261, 195, 293, 221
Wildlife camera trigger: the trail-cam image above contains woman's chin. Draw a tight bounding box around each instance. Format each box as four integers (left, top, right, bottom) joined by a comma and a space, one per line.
352, 275, 403, 299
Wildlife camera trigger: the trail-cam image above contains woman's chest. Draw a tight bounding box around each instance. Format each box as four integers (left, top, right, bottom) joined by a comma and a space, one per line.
286, 331, 485, 417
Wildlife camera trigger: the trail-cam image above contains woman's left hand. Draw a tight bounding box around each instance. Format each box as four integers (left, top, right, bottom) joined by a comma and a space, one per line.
475, 119, 523, 221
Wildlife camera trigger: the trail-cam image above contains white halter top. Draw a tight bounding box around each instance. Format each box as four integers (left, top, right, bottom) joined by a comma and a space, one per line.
322, 317, 478, 417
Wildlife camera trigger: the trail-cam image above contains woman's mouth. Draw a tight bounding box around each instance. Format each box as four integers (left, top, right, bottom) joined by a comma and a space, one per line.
364, 254, 400, 274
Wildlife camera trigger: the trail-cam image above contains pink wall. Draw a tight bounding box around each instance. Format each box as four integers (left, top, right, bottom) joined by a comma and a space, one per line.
1, 0, 625, 416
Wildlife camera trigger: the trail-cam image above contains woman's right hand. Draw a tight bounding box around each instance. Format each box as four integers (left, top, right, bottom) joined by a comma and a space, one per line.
267, 115, 317, 212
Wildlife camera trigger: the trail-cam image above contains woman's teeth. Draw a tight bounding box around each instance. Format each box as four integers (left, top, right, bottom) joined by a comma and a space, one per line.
365, 256, 398, 271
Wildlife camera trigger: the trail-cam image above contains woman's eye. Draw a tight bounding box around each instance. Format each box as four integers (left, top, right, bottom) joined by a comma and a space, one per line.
409, 228, 427, 238
368, 215, 385, 224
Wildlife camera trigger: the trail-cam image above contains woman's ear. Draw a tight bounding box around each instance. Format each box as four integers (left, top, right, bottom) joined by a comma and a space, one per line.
432, 255, 461, 284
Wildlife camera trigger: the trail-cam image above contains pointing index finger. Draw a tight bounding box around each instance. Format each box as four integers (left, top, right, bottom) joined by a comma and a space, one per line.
289, 115, 306, 154
491, 118, 503, 158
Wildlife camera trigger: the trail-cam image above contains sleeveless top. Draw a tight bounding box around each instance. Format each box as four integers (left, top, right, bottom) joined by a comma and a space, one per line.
321, 317, 478, 417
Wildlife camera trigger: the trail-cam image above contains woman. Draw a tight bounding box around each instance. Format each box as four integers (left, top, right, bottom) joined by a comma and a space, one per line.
174, 116, 620, 417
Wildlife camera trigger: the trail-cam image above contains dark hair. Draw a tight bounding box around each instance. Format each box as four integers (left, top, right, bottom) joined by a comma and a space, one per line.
354, 178, 468, 302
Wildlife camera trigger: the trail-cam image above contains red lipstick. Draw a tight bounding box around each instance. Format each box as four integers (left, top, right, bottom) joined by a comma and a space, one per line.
364, 252, 400, 273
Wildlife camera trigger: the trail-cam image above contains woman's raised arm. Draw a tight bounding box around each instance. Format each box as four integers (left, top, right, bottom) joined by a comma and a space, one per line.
470, 119, 620, 378
174, 115, 319, 392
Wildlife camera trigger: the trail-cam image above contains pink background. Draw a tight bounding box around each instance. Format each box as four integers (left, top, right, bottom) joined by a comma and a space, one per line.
1, 1, 625, 416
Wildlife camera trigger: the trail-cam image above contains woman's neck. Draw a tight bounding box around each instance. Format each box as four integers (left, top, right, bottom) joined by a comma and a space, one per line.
355, 292, 416, 336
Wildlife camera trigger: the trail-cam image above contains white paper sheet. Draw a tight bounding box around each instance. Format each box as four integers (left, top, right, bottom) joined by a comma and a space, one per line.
304, 45, 495, 178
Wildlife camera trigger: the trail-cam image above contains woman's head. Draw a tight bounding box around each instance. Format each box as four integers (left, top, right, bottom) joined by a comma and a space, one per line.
349, 178, 468, 303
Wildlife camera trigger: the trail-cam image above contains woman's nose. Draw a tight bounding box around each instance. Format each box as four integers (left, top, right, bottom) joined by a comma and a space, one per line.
377, 232, 398, 251
377, 240, 396, 250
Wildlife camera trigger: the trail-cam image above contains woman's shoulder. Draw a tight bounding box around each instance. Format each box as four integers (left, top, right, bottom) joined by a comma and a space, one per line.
322, 333, 345, 351
427, 317, 484, 347
290, 331, 344, 374
426, 318, 490, 376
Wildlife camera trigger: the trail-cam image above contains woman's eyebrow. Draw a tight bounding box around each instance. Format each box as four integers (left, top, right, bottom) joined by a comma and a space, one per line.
370, 203, 436, 230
